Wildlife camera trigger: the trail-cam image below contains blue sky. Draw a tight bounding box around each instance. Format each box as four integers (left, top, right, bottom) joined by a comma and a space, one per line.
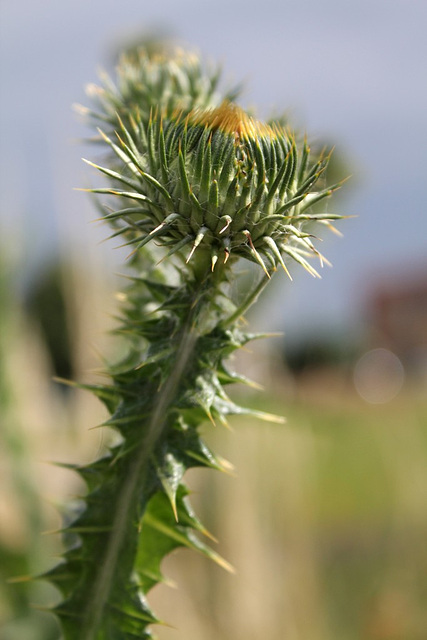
1, 0, 426, 337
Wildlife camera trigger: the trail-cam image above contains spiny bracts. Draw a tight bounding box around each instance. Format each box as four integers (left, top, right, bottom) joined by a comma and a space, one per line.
85, 100, 343, 279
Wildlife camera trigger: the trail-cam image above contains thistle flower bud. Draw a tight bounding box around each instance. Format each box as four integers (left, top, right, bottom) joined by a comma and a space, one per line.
78, 47, 239, 133
87, 99, 343, 278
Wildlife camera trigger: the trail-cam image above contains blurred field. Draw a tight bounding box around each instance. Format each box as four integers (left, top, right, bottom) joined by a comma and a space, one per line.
1, 255, 427, 640
150, 387, 427, 640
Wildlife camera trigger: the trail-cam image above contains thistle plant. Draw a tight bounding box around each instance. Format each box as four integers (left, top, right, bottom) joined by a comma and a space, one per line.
46, 47, 344, 639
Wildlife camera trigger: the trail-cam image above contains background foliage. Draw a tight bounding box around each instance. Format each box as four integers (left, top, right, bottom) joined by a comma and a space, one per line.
1, 250, 427, 639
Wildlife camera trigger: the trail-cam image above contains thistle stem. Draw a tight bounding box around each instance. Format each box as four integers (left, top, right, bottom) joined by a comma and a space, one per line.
81, 280, 204, 640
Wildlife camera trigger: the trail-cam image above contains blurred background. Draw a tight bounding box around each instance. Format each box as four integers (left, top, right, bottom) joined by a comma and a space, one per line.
1, 0, 426, 638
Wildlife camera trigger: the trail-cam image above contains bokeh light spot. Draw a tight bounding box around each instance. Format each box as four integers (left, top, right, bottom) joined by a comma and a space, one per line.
353, 348, 405, 404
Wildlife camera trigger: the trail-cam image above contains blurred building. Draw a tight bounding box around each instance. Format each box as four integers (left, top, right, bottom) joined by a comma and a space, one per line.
369, 267, 427, 377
